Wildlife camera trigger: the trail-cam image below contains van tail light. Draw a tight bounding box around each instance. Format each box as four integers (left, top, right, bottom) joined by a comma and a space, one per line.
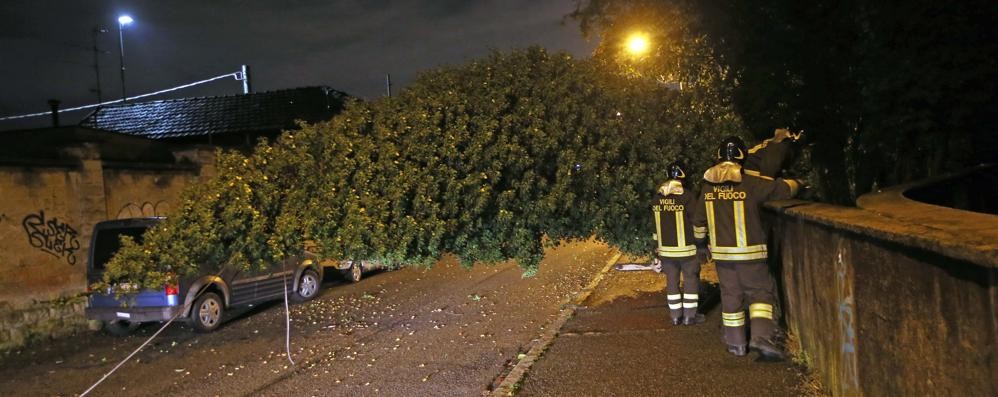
165, 282, 179, 306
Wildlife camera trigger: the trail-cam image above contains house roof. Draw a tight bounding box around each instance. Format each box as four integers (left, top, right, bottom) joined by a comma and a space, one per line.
79, 86, 348, 139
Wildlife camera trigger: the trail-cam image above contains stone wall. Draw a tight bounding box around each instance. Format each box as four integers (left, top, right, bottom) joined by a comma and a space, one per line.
0, 299, 88, 351
766, 176, 997, 397
0, 144, 211, 350
103, 166, 196, 219
0, 165, 86, 303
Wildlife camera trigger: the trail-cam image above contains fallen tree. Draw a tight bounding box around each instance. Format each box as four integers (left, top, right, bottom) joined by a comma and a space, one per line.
99, 47, 744, 291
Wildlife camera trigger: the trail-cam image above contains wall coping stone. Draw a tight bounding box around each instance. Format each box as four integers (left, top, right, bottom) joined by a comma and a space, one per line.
856, 164, 996, 266
766, 198, 997, 269
101, 160, 201, 171
0, 158, 80, 168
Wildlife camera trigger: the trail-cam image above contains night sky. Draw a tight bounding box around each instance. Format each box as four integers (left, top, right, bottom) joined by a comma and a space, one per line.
0, 0, 594, 130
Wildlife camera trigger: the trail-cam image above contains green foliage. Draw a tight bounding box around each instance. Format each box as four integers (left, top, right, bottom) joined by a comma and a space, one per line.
98, 47, 741, 291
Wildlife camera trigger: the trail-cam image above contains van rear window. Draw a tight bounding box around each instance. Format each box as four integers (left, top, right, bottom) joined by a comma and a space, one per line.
91, 227, 148, 271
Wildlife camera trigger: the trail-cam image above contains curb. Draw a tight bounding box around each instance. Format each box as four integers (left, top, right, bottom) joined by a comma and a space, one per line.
488, 251, 622, 396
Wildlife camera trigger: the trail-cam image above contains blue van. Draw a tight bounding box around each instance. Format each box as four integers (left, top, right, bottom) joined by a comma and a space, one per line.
85, 218, 324, 335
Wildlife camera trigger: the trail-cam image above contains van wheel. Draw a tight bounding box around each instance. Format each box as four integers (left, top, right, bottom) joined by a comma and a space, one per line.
104, 320, 140, 336
294, 269, 321, 302
190, 292, 224, 333
342, 261, 362, 283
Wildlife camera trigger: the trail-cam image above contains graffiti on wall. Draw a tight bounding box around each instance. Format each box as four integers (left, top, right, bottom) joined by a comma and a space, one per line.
116, 201, 170, 219
835, 247, 860, 391
22, 210, 81, 265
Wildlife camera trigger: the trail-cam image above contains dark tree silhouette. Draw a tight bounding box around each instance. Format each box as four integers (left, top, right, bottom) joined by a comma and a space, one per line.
572, 0, 998, 203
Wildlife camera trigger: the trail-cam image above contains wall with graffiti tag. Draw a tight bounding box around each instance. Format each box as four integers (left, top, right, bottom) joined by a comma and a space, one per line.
103, 167, 195, 219
0, 167, 87, 302
0, 146, 213, 350
766, 186, 996, 397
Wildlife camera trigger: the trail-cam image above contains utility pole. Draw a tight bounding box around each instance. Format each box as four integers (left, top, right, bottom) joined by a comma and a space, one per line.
240, 64, 252, 94
92, 26, 108, 104
386, 73, 392, 97
47, 99, 60, 127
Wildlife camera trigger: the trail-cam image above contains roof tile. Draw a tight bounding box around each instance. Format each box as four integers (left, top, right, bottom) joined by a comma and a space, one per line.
79, 86, 348, 139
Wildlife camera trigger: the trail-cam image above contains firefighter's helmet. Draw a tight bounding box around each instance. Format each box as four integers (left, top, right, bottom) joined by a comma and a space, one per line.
667, 161, 687, 180
716, 136, 747, 164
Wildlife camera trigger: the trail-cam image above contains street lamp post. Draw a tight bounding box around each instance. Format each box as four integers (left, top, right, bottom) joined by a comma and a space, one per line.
117, 15, 133, 103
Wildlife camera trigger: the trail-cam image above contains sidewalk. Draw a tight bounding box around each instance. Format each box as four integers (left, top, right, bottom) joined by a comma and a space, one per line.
511, 259, 812, 396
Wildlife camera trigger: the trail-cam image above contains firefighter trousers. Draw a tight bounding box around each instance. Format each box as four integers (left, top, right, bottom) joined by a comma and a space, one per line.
716, 261, 777, 347
659, 256, 700, 321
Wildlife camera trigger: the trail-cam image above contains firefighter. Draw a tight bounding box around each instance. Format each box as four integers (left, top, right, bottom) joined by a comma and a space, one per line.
744, 128, 803, 179
693, 136, 801, 360
741, 127, 803, 339
650, 161, 704, 326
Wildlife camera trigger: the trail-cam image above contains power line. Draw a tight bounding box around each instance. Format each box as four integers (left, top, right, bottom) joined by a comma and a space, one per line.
0, 69, 246, 122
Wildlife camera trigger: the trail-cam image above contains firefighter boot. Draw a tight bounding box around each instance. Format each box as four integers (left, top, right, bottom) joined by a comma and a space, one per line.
683, 313, 705, 325
667, 294, 683, 325
722, 312, 747, 357
727, 344, 748, 357
682, 293, 700, 325
750, 336, 787, 361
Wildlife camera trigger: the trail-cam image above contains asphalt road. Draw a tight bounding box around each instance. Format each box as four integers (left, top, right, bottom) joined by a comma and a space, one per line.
0, 239, 615, 397
516, 262, 812, 396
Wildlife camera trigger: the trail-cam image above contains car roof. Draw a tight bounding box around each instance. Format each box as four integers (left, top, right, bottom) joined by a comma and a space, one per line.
94, 217, 165, 229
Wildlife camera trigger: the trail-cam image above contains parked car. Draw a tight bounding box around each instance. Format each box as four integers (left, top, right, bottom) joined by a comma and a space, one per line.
329, 259, 390, 283
85, 218, 324, 335
304, 240, 391, 283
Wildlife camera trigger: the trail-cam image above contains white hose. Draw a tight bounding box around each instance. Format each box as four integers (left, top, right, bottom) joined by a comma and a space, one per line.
283, 270, 297, 368
79, 281, 214, 397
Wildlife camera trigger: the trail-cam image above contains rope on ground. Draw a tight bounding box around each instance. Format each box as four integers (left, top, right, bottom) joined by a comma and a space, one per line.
79, 283, 214, 397
80, 264, 304, 395
283, 270, 297, 368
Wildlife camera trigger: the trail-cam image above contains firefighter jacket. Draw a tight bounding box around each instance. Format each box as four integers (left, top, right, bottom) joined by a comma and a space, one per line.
650, 180, 698, 259
744, 133, 798, 179
693, 162, 800, 263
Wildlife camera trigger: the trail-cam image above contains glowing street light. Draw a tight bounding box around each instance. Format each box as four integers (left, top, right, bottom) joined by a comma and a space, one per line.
621, 31, 683, 90
117, 15, 134, 102
625, 32, 650, 56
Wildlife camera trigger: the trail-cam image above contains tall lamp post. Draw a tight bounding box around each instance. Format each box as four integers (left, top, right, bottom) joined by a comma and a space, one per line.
117, 15, 133, 103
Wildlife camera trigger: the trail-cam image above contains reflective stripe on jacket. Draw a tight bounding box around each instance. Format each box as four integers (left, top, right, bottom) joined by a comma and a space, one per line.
745, 136, 796, 179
